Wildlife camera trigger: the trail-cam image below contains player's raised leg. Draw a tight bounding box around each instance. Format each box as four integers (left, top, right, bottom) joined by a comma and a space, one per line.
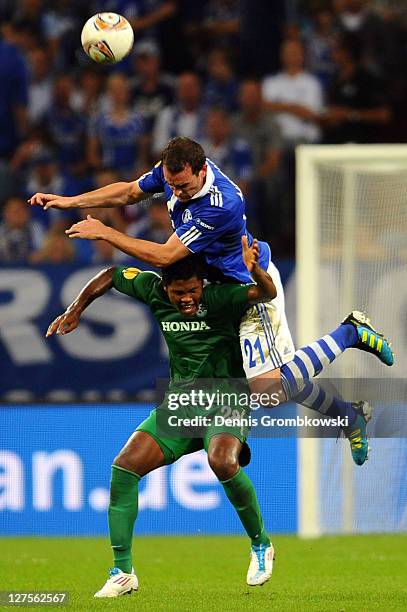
206, 434, 274, 586
241, 289, 393, 465
94, 431, 166, 598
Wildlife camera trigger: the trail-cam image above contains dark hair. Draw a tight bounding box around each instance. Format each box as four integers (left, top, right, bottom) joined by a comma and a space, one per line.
161, 137, 206, 175
162, 255, 207, 285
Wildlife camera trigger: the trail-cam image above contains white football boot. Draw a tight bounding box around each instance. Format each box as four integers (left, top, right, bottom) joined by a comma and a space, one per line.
94, 567, 138, 598
246, 543, 275, 586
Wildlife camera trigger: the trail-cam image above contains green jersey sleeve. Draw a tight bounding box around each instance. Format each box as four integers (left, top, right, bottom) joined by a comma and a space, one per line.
112, 267, 161, 304
203, 283, 252, 320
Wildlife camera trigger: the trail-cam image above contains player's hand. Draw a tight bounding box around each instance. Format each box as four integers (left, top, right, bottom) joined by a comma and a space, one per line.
27, 193, 78, 210
46, 310, 80, 337
65, 215, 108, 240
242, 235, 259, 273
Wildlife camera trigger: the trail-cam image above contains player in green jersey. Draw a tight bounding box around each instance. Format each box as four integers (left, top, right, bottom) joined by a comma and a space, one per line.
47, 237, 277, 596
47, 238, 394, 596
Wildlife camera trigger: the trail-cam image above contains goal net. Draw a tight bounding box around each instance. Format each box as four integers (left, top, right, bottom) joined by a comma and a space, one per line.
295, 145, 407, 536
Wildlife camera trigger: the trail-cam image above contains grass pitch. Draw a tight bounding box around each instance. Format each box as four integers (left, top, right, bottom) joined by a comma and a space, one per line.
1, 535, 406, 611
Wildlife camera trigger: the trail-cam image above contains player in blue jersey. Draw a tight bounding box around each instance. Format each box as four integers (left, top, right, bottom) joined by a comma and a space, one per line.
29, 137, 295, 376
28, 137, 394, 464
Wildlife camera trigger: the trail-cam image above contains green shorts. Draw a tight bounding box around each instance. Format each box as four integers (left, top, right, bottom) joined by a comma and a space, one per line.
136, 402, 250, 465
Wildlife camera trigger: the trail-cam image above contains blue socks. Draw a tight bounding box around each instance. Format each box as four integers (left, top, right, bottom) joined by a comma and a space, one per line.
280, 323, 358, 396
279, 323, 358, 424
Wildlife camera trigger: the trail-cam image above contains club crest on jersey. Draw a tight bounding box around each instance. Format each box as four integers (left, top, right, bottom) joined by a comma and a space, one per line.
122, 267, 140, 280
197, 303, 207, 317
161, 321, 211, 332
182, 208, 192, 223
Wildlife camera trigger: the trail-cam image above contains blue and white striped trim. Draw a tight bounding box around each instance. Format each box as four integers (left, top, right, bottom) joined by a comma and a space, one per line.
255, 303, 282, 369
179, 225, 202, 247
296, 382, 321, 407
209, 186, 223, 207
259, 303, 283, 366
321, 334, 342, 357
294, 349, 316, 378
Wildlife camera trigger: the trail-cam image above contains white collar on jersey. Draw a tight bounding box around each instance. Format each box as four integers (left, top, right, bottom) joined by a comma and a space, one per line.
190, 160, 215, 200
168, 160, 215, 209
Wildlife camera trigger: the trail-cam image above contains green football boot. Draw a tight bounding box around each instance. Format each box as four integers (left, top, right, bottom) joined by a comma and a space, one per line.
342, 310, 394, 366
343, 401, 372, 466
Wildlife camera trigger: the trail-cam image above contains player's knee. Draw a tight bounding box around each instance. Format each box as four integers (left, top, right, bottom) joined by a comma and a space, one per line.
113, 449, 137, 473
208, 446, 239, 481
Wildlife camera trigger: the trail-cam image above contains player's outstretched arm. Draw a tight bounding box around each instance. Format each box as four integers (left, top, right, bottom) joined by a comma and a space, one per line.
242, 236, 277, 303
28, 179, 148, 211
46, 267, 116, 337
65, 215, 190, 267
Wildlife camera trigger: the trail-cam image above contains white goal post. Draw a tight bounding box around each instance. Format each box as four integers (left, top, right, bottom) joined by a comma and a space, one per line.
296, 144, 407, 537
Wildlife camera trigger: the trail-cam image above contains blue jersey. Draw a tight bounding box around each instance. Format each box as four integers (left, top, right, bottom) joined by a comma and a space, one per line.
138, 159, 270, 283
88, 110, 145, 174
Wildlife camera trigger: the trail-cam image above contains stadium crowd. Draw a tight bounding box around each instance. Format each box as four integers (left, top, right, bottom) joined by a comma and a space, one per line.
0, 0, 406, 261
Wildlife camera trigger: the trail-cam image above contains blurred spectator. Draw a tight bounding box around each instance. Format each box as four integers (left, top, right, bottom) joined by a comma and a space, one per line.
152, 71, 205, 158
93, 0, 177, 42
201, 108, 252, 196
74, 168, 128, 263
10, 0, 47, 46
16, 145, 81, 231
203, 48, 239, 113
87, 73, 148, 178
232, 79, 284, 249
125, 198, 172, 246
332, 0, 394, 76
322, 36, 391, 143
303, 8, 336, 88
0, 27, 29, 160
262, 39, 323, 147
71, 68, 105, 118
0, 196, 44, 262
131, 40, 175, 134
42, 0, 78, 67
74, 207, 125, 264
44, 74, 87, 175
233, 79, 282, 179
201, 0, 240, 51
27, 47, 53, 125
31, 227, 75, 263
91, 168, 127, 232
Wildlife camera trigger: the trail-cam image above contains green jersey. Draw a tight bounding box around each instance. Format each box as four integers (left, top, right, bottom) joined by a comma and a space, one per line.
112, 267, 250, 383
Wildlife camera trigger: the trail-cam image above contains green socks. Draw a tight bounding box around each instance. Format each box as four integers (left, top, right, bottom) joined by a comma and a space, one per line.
108, 464, 268, 573
221, 468, 270, 547
108, 465, 141, 573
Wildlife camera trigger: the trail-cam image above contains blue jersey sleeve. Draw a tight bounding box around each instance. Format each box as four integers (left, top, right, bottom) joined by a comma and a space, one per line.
175, 207, 235, 253
137, 161, 165, 194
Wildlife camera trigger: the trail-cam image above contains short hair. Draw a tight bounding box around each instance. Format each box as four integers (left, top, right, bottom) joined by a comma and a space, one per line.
162, 255, 207, 285
161, 137, 206, 175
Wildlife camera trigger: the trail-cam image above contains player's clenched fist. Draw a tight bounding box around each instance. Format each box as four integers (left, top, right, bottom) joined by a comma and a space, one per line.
27, 192, 78, 210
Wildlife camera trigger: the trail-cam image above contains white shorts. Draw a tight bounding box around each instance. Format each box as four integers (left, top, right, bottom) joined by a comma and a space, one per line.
239, 260, 295, 378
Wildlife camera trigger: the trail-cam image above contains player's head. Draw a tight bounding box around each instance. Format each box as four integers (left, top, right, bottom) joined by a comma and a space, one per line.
161, 137, 207, 202
162, 256, 206, 316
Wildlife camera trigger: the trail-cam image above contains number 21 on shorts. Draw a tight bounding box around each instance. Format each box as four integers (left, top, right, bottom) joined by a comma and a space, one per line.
244, 336, 266, 369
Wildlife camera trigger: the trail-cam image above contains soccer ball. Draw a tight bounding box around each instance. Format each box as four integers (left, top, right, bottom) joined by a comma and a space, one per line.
81, 13, 134, 64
